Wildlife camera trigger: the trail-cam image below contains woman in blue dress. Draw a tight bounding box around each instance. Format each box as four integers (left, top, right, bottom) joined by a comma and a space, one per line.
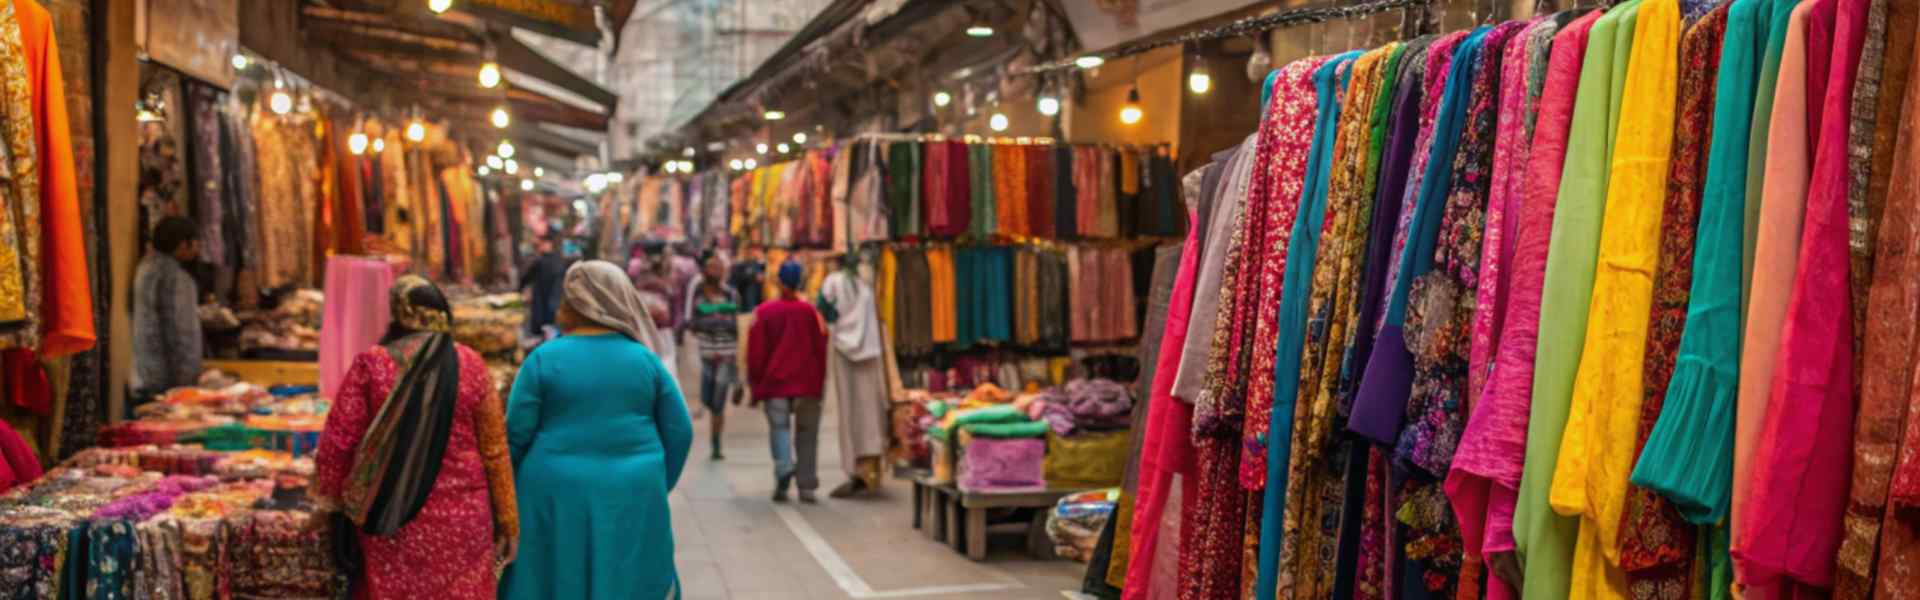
501, 260, 694, 599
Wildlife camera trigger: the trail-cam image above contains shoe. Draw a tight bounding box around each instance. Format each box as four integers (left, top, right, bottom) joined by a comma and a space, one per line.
828, 480, 866, 498
798, 489, 817, 504
772, 475, 792, 503
710, 448, 725, 461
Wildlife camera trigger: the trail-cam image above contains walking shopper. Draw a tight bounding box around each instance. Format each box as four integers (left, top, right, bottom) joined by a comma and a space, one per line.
499, 260, 692, 600
131, 216, 204, 403
312, 276, 519, 600
747, 260, 827, 503
817, 258, 889, 497
518, 236, 569, 341
684, 251, 742, 460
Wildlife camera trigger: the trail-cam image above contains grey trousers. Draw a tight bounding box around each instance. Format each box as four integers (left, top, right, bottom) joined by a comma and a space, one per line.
763, 397, 822, 491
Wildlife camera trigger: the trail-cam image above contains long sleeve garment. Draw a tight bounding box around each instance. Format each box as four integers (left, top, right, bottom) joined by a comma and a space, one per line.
1731, 0, 1817, 560
130, 253, 202, 393
746, 297, 827, 400
1635, 0, 1782, 526
1170, 135, 1256, 402
1870, 14, 1920, 594
1738, 0, 1868, 591
502, 334, 691, 600
14, 0, 88, 356
1514, 3, 1640, 598
1253, 51, 1358, 600
1450, 13, 1583, 570
1547, 3, 1679, 600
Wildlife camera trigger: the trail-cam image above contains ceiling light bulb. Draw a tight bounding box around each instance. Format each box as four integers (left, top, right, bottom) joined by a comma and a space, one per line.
1074, 55, 1105, 69
534, 167, 545, 177
486, 155, 504, 170
777, 143, 790, 153
585, 173, 607, 192
427, 0, 452, 14
405, 120, 426, 142
371, 138, 385, 153
231, 54, 249, 71
607, 172, 623, 183
1120, 87, 1143, 125
793, 132, 807, 144
989, 113, 1009, 132
966, 25, 994, 37
744, 158, 757, 169
497, 140, 515, 158
490, 107, 510, 128
520, 179, 534, 191
478, 62, 501, 88
269, 91, 293, 115
729, 159, 743, 170
478, 165, 490, 176
755, 143, 768, 155
503, 159, 518, 174
1188, 71, 1212, 94
933, 91, 952, 107
763, 110, 785, 121
1037, 95, 1060, 116
683, 147, 697, 157
664, 162, 678, 174
348, 132, 369, 155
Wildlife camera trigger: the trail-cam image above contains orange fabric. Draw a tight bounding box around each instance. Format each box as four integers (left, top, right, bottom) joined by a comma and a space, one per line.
17, 0, 89, 356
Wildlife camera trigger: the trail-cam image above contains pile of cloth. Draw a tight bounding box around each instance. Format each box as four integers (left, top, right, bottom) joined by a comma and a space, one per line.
237, 288, 324, 356
1047, 488, 1119, 562
1026, 378, 1133, 436
450, 292, 525, 356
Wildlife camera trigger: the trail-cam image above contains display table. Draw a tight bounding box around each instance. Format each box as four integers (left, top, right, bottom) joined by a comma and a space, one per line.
204, 359, 320, 388
910, 474, 1082, 561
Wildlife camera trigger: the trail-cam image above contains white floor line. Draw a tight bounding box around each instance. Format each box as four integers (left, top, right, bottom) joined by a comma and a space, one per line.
769, 503, 1026, 599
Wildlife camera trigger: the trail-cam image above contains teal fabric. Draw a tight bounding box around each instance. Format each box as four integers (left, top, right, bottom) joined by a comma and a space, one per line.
1513, 3, 1638, 598
501, 333, 693, 599
1253, 49, 1363, 600
1632, 0, 1772, 526
949, 405, 1027, 427
964, 420, 1050, 439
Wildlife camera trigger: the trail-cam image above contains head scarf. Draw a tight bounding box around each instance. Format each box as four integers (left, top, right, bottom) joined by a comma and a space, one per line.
564, 260, 672, 355
342, 275, 460, 535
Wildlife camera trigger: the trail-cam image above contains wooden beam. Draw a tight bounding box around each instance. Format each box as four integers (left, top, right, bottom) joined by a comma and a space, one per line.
510, 96, 608, 131
509, 122, 598, 156
300, 4, 480, 41
304, 21, 485, 58
493, 30, 618, 110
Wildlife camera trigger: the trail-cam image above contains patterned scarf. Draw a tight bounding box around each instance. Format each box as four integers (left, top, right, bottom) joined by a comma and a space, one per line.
341, 275, 458, 535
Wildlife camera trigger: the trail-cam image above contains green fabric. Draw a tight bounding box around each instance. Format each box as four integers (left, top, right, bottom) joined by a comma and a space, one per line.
970, 144, 995, 237
1514, 3, 1639, 598
1740, 0, 1799, 322
948, 405, 1027, 427
887, 142, 919, 237
965, 420, 1051, 439
927, 401, 951, 419
1366, 44, 1411, 202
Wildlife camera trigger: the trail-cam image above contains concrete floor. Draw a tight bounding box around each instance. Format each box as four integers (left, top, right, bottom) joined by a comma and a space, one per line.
670, 358, 1087, 600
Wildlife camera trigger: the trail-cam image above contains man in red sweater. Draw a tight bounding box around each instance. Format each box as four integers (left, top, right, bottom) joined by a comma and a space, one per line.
747, 260, 827, 502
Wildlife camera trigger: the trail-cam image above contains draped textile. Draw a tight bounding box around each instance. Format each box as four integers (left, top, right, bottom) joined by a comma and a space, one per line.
1170, 135, 1255, 403
1868, 10, 1920, 595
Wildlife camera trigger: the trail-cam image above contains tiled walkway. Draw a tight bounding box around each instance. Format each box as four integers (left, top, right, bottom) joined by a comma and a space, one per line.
670, 389, 1086, 600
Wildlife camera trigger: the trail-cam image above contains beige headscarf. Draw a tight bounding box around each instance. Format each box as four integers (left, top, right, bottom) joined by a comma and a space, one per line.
563, 260, 673, 358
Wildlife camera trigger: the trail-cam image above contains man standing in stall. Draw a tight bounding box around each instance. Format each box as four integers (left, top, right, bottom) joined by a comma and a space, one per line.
519, 235, 570, 343
131, 217, 204, 406
747, 260, 827, 503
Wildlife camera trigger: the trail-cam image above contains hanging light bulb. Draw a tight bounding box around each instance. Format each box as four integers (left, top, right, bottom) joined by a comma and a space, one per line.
372, 138, 386, 153
497, 140, 515, 158
755, 143, 768, 155
585, 173, 607, 192
1074, 55, 1105, 69
534, 167, 545, 177
1188, 70, 1212, 94
793, 132, 807, 144
405, 120, 426, 142
1119, 86, 1143, 125
729, 159, 744, 170
664, 162, 679, 174
762, 110, 785, 121
503, 159, 519, 174
490, 106, 510, 128
989, 113, 1009, 132
348, 132, 370, 155
966, 24, 994, 37
231, 54, 249, 71
683, 146, 697, 157
486, 155, 504, 170
607, 172, 624, 183
520, 179, 535, 191
1037, 95, 1061, 116
427, 0, 453, 14
269, 90, 294, 115
933, 91, 952, 107
744, 158, 757, 169
477, 62, 501, 88
478, 165, 491, 176
777, 143, 791, 154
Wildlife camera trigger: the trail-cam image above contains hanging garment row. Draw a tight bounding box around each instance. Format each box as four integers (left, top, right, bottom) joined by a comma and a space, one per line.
1110, 0, 1920, 597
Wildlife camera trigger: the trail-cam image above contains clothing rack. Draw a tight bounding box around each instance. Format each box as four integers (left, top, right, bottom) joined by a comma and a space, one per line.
1015, 0, 1436, 74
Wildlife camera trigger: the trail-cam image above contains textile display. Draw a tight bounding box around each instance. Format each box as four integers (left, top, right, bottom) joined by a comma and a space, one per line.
317, 256, 395, 399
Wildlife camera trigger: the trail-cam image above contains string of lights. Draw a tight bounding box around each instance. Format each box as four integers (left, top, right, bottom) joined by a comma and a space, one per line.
1014, 0, 1434, 75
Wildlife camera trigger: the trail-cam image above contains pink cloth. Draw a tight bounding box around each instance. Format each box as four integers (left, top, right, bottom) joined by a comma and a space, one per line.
318, 255, 396, 399
1737, 0, 1866, 590
0, 423, 39, 493
1123, 206, 1204, 600
1732, 0, 1817, 567
1448, 10, 1601, 565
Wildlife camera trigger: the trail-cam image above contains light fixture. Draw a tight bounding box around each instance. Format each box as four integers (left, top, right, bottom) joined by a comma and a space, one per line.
755, 143, 768, 155
585, 173, 608, 192
520, 179, 534, 191
497, 140, 515, 158
372, 138, 385, 153
534, 167, 545, 177
664, 161, 679, 174
405, 120, 426, 142
269, 90, 293, 115
503, 159, 518, 174
1188, 70, 1212, 94
1075, 55, 1105, 69
680, 160, 695, 172
1119, 86, 1143, 125
607, 172, 624, 183
486, 155, 504, 170
477, 62, 501, 88
231, 54, 249, 71
989, 113, 1009, 132
136, 103, 162, 123
966, 25, 994, 37
933, 91, 953, 107
763, 110, 785, 121
683, 147, 697, 157
427, 0, 452, 14
348, 132, 369, 155
777, 143, 791, 154
793, 132, 808, 144
478, 165, 490, 176
729, 158, 744, 170
1037, 95, 1061, 116
490, 106, 510, 128
744, 158, 757, 169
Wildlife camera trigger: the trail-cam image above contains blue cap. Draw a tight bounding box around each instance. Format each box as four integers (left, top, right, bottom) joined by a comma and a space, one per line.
778, 260, 804, 289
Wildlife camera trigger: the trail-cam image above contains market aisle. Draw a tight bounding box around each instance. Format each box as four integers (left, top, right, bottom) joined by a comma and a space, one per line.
668, 355, 1085, 600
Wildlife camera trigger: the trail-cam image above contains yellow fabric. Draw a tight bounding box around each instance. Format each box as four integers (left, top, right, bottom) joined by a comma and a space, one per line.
1548, 1, 1679, 598
878, 248, 896, 343
926, 246, 957, 343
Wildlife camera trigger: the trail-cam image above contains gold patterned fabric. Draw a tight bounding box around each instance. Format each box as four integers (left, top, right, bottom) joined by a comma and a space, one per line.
0, 0, 38, 350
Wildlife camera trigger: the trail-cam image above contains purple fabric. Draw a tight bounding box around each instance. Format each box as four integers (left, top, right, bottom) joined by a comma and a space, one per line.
1037, 378, 1135, 435
959, 437, 1046, 493
92, 475, 218, 520
1344, 49, 1427, 443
